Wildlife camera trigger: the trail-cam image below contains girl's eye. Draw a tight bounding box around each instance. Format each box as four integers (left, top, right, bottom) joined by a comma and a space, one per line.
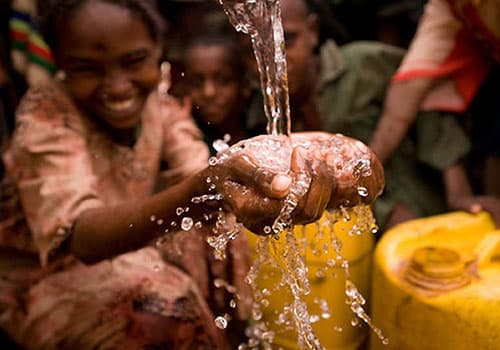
123, 54, 148, 68
215, 74, 234, 85
67, 64, 99, 73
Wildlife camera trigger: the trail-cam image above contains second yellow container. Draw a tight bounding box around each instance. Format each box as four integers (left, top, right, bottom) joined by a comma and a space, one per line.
370, 211, 500, 350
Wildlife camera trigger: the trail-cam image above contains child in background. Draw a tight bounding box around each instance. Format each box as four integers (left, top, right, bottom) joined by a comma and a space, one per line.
245, 0, 500, 229
182, 33, 265, 154
369, 0, 500, 196
0, 0, 384, 348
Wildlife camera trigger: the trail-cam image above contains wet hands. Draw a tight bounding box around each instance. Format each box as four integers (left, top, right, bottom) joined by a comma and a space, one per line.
206, 133, 384, 235
291, 132, 385, 208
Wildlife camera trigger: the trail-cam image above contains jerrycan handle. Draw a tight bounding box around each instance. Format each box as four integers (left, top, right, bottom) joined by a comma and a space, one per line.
475, 232, 500, 268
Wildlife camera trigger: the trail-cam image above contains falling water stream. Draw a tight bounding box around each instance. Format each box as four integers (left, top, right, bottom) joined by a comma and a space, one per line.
218, 0, 291, 137
203, 0, 388, 348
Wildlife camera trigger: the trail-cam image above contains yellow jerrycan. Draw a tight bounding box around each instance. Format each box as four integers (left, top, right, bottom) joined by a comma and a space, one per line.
246, 209, 375, 350
370, 211, 500, 350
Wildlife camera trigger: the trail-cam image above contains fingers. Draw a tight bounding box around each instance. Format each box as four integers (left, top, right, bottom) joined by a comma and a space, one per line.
326, 142, 385, 208
221, 180, 282, 234
290, 147, 334, 224
469, 202, 483, 214
212, 133, 385, 235
221, 152, 292, 198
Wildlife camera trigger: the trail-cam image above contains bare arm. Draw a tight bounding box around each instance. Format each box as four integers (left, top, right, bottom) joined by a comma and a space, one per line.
370, 78, 434, 164
442, 162, 474, 208
70, 173, 207, 264
443, 162, 500, 227
70, 133, 385, 262
70, 142, 299, 264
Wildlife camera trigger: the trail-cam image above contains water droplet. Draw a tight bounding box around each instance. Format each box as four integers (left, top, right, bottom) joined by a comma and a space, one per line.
156, 219, 164, 225
208, 157, 218, 166
315, 270, 326, 279
150, 215, 156, 222
229, 299, 237, 308
252, 309, 263, 321
327, 259, 336, 267
176, 207, 184, 216
382, 338, 389, 345
215, 316, 228, 329
181, 217, 193, 231
357, 186, 368, 197
214, 278, 224, 288
213, 139, 230, 152
351, 317, 360, 326
309, 315, 320, 323
129, 223, 134, 228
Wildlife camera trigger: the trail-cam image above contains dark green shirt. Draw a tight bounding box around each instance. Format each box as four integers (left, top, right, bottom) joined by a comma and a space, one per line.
248, 40, 470, 227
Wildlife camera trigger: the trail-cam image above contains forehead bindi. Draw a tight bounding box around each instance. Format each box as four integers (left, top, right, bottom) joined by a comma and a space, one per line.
60, 2, 152, 54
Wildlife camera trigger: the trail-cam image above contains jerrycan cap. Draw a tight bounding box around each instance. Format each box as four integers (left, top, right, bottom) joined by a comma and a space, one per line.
404, 246, 470, 292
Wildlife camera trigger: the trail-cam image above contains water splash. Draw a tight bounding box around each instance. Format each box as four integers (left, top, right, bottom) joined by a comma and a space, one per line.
345, 280, 388, 345
219, 0, 291, 136
212, 0, 385, 347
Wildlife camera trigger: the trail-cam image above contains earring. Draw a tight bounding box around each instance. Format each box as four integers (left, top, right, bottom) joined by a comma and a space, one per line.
158, 61, 171, 97
55, 69, 66, 81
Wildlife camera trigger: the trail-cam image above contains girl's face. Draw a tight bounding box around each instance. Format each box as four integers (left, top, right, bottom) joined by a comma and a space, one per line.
184, 45, 242, 126
56, 1, 161, 130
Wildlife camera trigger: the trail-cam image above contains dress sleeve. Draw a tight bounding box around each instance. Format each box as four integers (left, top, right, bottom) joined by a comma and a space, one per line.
159, 96, 210, 188
8, 85, 103, 266
393, 0, 491, 112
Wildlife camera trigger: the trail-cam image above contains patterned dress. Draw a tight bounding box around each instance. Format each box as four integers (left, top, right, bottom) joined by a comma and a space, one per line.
393, 0, 500, 113
0, 79, 251, 349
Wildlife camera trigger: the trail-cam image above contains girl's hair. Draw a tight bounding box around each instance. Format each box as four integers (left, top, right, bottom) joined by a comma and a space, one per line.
37, 0, 166, 52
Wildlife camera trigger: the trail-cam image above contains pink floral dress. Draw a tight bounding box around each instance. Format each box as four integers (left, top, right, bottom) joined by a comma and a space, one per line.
0, 80, 251, 349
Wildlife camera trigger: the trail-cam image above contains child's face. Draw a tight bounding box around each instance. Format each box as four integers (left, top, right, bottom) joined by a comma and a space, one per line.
55, 1, 161, 130
281, 0, 318, 97
184, 45, 242, 126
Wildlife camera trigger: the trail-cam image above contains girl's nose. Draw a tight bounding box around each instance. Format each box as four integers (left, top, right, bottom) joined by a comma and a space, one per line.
203, 80, 216, 98
102, 70, 132, 97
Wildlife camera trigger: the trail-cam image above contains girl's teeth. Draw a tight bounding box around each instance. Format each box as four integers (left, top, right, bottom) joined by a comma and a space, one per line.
105, 99, 134, 111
